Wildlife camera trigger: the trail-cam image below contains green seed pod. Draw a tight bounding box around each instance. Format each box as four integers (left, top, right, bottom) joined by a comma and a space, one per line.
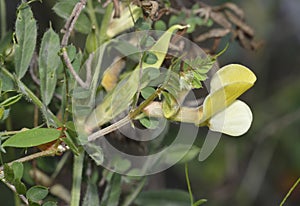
85, 26, 98, 54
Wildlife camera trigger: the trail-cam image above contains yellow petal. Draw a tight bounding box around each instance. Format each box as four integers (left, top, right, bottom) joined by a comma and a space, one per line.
199, 64, 256, 123
201, 81, 254, 122
210, 64, 256, 92
208, 100, 253, 136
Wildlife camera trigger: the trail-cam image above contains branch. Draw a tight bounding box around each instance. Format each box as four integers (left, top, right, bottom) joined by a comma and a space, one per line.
0, 178, 29, 205
60, 0, 89, 89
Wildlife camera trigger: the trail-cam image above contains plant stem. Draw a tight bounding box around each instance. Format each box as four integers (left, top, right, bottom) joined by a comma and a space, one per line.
185, 163, 194, 206
98, 2, 113, 45
1, 67, 61, 127
0, 178, 29, 205
280, 177, 300, 206
87, 0, 100, 34
0, 0, 6, 38
87, 88, 162, 142
70, 151, 85, 206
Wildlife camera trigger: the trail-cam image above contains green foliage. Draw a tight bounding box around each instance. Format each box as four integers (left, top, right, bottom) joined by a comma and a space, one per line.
2, 128, 60, 148
14, 2, 37, 79
0, 0, 260, 205
26, 186, 49, 203
39, 27, 61, 106
53, 0, 91, 34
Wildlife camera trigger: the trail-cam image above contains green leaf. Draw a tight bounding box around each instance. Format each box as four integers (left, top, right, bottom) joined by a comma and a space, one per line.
14, 3, 37, 79
162, 91, 179, 119
52, 0, 91, 34
135, 189, 191, 206
71, 151, 84, 206
29, 202, 40, 206
163, 145, 200, 164
100, 173, 121, 206
85, 143, 104, 165
63, 131, 80, 155
0, 94, 22, 107
86, 25, 188, 130
0, 107, 4, 119
42, 201, 58, 206
14, 179, 27, 195
3, 163, 14, 183
2, 128, 60, 148
11, 162, 23, 180
0, 67, 15, 91
154, 20, 167, 31
26, 186, 49, 202
0, 31, 12, 55
39, 27, 61, 106
82, 181, 100, 206
141, 87, 156, 99
143, 52, 158, 65
107, 4, 143, 37
193, 199, 207, 206
139, 116, 159, 129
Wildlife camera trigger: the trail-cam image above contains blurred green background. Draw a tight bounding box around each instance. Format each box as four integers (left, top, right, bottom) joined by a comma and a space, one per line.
1, 0, 300, 205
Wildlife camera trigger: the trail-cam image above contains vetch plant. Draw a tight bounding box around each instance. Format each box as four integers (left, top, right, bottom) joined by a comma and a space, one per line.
0, 0, 262, 205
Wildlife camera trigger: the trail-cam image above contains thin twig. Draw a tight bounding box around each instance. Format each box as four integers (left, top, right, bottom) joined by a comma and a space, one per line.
61, 49, 88, 88
0, 179, 29, 205
0, 149, 57, 171
280, 177, 300, 206
61, 0, 87, 47
87, 115, 131, 141
60, 0, 89, 89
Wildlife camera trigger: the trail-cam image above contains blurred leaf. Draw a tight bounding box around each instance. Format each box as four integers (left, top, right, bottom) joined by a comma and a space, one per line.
163, 145, 200, 164
14, 3, 37, 79
135, 189, 191, 206
107, 4, 143, 37
85, 143, 104, 165
0, 31, 12, 55
0, 107, 4, 119
42, 201, 58, 206
100, 173, 121, 206
0, 67, 15, 91
14, 179, 27, 195
39, 27, 60, 106
112, 157, 131, 173
0, 93, 22, 107
2, 128, 60, 148
11, 162, 23, 180
82, 181, 99, 206
29, 202, 40, 206
139, 116, 159, 129
154, 20, 167, 31
52, 0, 91, 34
26, 186, 48, 202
